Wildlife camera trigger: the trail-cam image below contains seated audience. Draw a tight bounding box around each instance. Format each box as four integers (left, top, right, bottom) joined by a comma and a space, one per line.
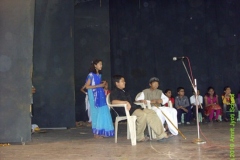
164, 89, 175, 107
204, 87, 221, 123
221, 86, 238, 122
175, 87, 191, 125
190, 89, 205, 122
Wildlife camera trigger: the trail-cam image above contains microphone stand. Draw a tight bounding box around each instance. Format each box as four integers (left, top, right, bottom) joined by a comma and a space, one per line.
181, 59, 206, 144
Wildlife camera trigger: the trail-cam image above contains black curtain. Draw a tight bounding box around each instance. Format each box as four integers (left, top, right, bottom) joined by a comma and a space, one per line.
32, 0, 75, 127
74, 0, 111, 122
109, 0, 240, 98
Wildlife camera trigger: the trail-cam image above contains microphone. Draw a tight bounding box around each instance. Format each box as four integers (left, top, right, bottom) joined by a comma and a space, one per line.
173, 56, 186, 61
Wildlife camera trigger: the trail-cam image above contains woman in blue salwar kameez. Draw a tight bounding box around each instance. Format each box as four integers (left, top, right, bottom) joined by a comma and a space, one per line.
85, 59, 114, 138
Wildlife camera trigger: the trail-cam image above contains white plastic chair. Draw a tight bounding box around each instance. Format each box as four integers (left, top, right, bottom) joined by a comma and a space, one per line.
106, 94, 137, 146
134, 92, 156, 140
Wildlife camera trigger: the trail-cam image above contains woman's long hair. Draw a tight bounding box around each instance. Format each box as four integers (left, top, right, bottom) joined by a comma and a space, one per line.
88, 59, 102, 74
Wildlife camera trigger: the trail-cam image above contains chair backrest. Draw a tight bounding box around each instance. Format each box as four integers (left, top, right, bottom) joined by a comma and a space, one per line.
135, 92, 145, 101
106, 93, 111, 106
106, 93, 131, 117
135, 92, 151, 109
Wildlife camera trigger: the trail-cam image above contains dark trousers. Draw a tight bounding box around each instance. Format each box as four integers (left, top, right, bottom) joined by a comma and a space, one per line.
177, 106, 191, 123
223, 104, 238, 119
192, 106, 205, 119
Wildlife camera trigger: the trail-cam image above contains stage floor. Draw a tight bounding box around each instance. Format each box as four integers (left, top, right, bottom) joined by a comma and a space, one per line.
0, 121, 239, 160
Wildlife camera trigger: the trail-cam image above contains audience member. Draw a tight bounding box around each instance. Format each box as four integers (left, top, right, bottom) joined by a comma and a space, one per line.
190, 89, 205, 122
175, 87, 191, 124
204, 87, 221, 123
163, 89, 175, 107
221, 86, 238, 122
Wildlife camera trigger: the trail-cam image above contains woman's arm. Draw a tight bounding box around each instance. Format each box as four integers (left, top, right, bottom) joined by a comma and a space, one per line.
85, 79, 105, 89
204, 96, 210, 106
80, 84, 87, 94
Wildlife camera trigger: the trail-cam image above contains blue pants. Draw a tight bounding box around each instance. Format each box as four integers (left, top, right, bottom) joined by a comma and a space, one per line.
177, 106, 191, 123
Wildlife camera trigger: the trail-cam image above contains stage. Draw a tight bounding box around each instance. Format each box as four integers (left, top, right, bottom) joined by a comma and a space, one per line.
0, 122, 239, 160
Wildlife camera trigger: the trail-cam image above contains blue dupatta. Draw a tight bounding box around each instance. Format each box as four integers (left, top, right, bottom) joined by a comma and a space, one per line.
87, 72, 107, 108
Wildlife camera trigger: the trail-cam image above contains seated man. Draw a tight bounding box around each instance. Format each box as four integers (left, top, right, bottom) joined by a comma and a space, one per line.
140, 77, 178, 136
110, 75, 169, 142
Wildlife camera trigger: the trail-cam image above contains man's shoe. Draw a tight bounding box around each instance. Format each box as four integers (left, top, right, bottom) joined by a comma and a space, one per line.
137, 136, 150, 142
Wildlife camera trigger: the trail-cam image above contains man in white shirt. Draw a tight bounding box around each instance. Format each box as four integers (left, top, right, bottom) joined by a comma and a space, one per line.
140, 77, 178, 136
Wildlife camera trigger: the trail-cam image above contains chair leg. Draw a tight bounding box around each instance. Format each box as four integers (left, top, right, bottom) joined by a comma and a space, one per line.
127, 121, 130, 139
115, 119, 119, 143
147, 125, 152, 140
129, 117, 136, 146
198, 113, 202, 122
181, 113, 186, 123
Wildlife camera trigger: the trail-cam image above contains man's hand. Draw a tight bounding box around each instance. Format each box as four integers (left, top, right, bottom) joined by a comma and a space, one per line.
139, 100, 147, 104
151, 99, 162, 104
150, 99, 156, 104
181, 107, 188, 113
156, 99, 163, 104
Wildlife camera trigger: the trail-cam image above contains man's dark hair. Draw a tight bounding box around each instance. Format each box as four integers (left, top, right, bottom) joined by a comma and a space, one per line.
177, 87, 184, 92
112, 75, 124, 87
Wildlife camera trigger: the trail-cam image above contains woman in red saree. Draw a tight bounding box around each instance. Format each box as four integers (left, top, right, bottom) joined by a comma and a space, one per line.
204, 87, 222, 122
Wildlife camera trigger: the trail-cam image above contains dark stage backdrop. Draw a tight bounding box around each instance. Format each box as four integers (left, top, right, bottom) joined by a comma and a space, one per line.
74, 0, 111, 122
0, 0, 35, 143
32, 0, 75, 127
109, 0, 240, 99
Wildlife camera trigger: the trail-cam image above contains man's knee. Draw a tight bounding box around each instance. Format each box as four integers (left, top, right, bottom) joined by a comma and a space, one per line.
133, 109, 146, 118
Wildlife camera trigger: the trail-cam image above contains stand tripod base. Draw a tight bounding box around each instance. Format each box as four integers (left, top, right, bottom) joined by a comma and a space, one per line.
192, 138, 206, 144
